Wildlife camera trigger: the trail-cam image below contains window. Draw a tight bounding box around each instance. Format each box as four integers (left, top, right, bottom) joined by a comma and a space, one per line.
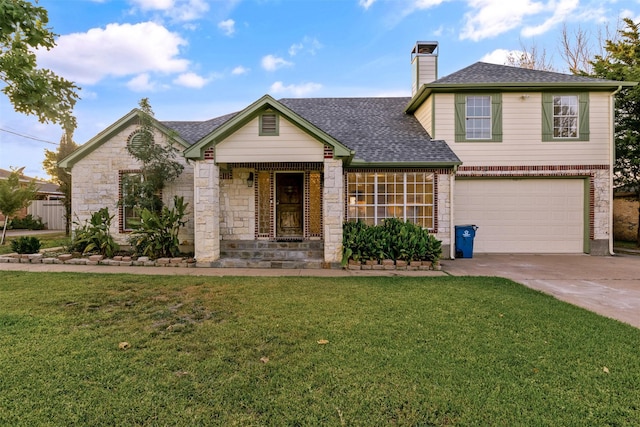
346, 172, 434, 229
120, 172, 143, 231
455, 93, 502, 142
259, 112, 278, 136
542, 93, 589, 141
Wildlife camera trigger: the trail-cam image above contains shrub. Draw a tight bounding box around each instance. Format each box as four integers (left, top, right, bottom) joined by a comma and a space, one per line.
128, 196, 188, 259
10, 236, 42, 254
342, 219, 442, 265
9, 214, 45, 230
70, 208, 119, 257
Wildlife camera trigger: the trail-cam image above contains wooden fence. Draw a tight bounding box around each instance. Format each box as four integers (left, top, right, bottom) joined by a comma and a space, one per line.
28, 200, 65, 230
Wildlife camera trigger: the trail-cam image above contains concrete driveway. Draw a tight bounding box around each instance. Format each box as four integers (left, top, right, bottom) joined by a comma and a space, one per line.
442, 254, 640, 329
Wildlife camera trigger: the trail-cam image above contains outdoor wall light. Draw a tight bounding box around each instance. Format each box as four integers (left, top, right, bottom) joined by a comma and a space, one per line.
247, 172, 254, 187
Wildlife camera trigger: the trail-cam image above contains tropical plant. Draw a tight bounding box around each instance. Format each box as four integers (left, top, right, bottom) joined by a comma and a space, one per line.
70, 208, 118, 257
128, 196, 188, 259
10, 236, 41, 254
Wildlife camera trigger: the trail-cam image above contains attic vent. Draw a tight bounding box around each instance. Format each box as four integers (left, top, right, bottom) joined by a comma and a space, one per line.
260, 112, 278, 136
128, 131, 153, 149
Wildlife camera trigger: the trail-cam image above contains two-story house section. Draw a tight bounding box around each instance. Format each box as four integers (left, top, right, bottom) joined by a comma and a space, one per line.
406, 42, 631, 256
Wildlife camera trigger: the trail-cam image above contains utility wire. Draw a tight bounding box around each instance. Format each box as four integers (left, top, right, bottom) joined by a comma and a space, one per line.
0, 127, 57, 145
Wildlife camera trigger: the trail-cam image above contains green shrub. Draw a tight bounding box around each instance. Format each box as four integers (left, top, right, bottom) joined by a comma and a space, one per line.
342, 218, 442, 265
128, 196, 188, 259
70, 208, 119, 257
9, 214, 45, 230
10, 236, 42, 254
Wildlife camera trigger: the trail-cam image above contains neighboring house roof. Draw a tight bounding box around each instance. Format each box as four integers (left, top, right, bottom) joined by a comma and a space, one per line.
278, 97, 460, 165
406, 61, 637, 113
0, 168, 62, 196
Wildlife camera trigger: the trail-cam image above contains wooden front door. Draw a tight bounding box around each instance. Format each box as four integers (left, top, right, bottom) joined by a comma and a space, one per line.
276, 173, 304, 238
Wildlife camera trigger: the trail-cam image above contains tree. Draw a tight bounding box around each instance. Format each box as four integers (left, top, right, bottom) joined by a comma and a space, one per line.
0, 168, 37, 245
559, 22, 619, 75
0, 0, 79, 132
590, 18, 640, 244
43, 131, 77, 235
505, 41, 555, 71
121, 98, 185, 214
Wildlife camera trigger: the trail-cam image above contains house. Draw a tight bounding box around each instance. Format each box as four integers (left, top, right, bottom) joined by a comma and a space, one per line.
59, 41, 632, 266
0, 168, 64, 227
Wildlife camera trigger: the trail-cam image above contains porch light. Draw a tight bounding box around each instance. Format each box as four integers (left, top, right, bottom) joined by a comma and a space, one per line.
247, 172, 254, 187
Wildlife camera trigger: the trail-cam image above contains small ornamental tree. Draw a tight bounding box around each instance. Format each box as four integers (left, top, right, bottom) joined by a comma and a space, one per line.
0, 169, 38, 245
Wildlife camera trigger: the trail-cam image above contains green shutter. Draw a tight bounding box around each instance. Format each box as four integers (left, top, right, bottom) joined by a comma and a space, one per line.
491, 93, 502, 142
541, 92, 553, 141
578, 92, 589, 141
454, 93, 466, 142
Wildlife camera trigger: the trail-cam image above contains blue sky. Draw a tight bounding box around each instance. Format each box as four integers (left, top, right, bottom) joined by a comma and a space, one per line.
0, 0, 638, 179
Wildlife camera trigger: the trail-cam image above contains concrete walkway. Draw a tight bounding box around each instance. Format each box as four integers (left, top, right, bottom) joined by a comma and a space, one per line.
1, 253, 638, 328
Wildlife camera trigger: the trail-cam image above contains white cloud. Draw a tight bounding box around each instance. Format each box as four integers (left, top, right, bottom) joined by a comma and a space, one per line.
218, 19, 235, 36
36, 22, 189, 85
130, 0, 209, 22
270, 81, 322, 97
480, 48, 517, 64
522, 0, 579, 37
460, 0, 582, 41
359, 0, 376, 9
288, 36, 323, 56
173, 72, 210, 88
126, 73, 157, 92
413, 0, 447, 8
232, 65, 249, 75
261, 55, 293, 71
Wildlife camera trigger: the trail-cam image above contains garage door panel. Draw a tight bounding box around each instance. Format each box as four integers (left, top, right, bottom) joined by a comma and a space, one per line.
455, 179, 584, 253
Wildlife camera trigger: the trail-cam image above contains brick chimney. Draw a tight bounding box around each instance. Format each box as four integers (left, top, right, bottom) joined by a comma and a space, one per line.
411, 41, 438, 96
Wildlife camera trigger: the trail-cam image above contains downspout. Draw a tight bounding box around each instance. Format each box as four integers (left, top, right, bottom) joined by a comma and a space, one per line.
609, 85, 623, 256
450, 165, 457, 259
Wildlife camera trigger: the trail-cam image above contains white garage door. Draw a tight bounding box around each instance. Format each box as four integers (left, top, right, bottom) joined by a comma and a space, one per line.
454, 179, 585, 253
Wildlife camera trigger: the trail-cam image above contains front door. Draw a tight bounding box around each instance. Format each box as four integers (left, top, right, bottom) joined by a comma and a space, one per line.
276, 173, 304, 238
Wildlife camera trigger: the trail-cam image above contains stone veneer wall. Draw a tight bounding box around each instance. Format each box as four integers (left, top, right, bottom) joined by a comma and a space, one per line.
323, 158, 343, 263
436, 172, 451, 257
193, 160, 220, 263
456, 165, 612, 255
219, 168, 255, 240
70, 124, 194, 248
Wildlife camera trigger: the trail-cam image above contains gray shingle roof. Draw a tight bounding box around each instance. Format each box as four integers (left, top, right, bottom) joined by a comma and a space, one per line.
162, 112, 238, 145
279, 97, 460, 164
162, 97, 461, 165
433, 62, 619, 85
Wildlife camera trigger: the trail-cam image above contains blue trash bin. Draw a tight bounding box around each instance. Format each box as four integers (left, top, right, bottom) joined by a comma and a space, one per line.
455, 225, 478, 258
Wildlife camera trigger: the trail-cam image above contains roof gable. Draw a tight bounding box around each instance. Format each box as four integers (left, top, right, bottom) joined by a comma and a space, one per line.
183, 95, 353, 160
59, 109, 191, 169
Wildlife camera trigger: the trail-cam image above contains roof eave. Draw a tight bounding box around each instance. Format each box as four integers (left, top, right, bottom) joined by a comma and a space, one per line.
405, 81, 637, 114
346, 159, 462, 168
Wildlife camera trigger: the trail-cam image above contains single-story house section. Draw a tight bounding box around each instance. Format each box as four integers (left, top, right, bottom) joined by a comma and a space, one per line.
60, 41, 635, 266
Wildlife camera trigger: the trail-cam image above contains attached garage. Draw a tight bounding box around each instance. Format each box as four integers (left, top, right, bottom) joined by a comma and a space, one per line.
454, 178, 586, 253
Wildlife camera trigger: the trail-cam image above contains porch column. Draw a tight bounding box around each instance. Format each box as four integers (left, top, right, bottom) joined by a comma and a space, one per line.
194, 159, 220, 265
323, 158, 343, 263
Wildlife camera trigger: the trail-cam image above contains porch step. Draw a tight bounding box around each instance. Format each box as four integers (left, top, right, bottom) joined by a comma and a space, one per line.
214, 240, 325, 268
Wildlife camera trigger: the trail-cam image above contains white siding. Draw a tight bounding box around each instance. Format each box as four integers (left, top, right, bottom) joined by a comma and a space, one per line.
434, 92, 611, 166
414, 96, 433, 136
216, 116, 324, 163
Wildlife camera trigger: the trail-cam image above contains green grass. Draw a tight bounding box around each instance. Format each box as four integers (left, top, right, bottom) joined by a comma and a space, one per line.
0, 232, 69, 255
1, 272, 638, 426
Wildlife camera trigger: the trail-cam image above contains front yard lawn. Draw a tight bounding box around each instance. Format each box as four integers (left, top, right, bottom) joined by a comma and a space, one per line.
1, 272, 638, 426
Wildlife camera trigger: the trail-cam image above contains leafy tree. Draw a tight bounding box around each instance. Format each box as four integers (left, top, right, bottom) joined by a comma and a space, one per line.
122, 98, 184, 214
0, 168, 37, 245
43, 131, 77, 235
590, 18, 640, 244
0, 0, 79, 132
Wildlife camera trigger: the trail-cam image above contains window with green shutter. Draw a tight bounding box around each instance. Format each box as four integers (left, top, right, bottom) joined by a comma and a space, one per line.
542, 92, 589, 141
454, 93, 502, 142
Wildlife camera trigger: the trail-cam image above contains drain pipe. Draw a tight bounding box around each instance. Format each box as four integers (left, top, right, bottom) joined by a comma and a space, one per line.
450, 167, 456, 260
609, 85, 623, 256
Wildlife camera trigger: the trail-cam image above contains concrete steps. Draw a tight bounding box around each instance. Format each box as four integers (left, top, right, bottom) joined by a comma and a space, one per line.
211, 240, 325, 269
